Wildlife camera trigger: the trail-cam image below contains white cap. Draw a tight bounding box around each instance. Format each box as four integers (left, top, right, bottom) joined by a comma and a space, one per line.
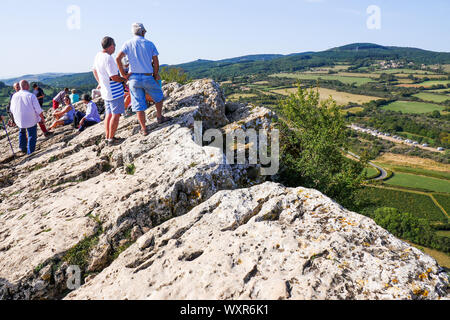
132, 23, 146, 35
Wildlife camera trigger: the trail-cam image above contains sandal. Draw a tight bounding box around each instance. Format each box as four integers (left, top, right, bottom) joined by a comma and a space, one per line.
157, 116, 172, 124
140, 129, 149, 136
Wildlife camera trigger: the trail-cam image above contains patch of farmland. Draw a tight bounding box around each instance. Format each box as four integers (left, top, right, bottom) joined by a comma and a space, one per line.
358, 187, 447, 223
270, 87, 380, 105
374, 153, 450, 173
382, 101, 445, 114
417, 80, 450, 87
434, 194, 450, 216
384, 172, 450, 194
227, 93, 257, 100
413, 92, 450, 103
269, 73, 374, 86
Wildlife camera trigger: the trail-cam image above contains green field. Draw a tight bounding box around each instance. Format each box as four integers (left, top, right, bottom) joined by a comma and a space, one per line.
418, 80, 450, 87
270, 73, 374, 86
364, 167, 380, 178
382, 101, 445, 114
384, 172, 450, 193
436, 231, 450, 238
413, 92, 450, 103
388, 166, 450, 181
434, 194, 450, 215
358, 187, 448, 223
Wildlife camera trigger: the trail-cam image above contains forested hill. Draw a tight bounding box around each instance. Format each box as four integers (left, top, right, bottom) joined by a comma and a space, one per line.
177, 43, 450, 80
4, 43, 450, 87
42, 72, 97, 89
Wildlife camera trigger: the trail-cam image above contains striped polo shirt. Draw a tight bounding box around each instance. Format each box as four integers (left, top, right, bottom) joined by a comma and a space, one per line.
110, 79, 124, 100
93, 52, 125, 101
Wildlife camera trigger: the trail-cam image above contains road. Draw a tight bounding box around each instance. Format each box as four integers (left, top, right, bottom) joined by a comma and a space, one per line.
347, 151, 388, 181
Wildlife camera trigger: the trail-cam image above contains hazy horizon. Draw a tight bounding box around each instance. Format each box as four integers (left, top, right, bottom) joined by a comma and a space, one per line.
1, 0, 449, 79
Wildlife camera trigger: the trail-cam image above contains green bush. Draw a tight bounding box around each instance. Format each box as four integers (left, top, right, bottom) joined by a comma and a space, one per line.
160, 67, 191, 85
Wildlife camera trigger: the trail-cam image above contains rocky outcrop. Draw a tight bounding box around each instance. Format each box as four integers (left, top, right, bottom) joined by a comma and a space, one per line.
0, 79, 270, 299
0, 79, 448, 300
65, 182, 448, 300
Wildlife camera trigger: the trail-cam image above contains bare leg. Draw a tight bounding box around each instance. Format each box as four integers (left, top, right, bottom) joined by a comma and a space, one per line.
136, 111, 147, 133
155, 101, 163, 120
49, 121, 64, 130
155, 101, 171, 124
109, 114, 121, 138
105, 114, 112, 139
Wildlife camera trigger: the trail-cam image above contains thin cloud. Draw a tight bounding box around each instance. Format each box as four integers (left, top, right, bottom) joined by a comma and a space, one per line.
337, 8, 363, 16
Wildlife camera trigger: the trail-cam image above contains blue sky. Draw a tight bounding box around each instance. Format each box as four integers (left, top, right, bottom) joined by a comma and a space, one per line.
0, 0, 449, 78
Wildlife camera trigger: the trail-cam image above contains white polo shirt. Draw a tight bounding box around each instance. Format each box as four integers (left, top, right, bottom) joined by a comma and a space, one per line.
10, 90, 43, 129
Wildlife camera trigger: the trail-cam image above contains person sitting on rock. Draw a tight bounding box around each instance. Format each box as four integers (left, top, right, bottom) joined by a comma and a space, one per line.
73, 94, 101, 133
48, 96, 76, 130
70, 89, 80, 104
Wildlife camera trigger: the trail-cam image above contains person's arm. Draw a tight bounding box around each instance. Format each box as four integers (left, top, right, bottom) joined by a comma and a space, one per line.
152, 55, 160, 80
116, 51, 130, 79
110, 75, 126, 83
31, 95, 44, 121
56, 105, 72, 117
37, 90, 45, 100
81, 103, 94, 125
93, 69, 101, 88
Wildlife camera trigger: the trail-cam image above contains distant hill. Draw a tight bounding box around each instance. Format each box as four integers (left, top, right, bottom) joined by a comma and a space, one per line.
174, 43, 450, 80
0, 73, 72, 85
42, 72, 97, 89
6, 43, 450, 86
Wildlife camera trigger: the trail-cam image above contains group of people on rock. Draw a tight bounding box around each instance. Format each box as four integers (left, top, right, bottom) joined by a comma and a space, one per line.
4, 22, 171, 155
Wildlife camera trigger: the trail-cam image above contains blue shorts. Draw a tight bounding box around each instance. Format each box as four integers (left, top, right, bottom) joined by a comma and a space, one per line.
105, 96, 125, 115
129, 74, 164, 112
64, 119, 73, 126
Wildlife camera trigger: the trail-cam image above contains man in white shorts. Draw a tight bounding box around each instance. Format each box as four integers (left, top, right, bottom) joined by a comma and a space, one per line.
93, 36, 127, 145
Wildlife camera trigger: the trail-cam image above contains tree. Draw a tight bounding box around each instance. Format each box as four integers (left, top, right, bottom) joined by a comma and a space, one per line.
373, 207, 449, 253
160, 67, 191, 85
276, 85, 367, 208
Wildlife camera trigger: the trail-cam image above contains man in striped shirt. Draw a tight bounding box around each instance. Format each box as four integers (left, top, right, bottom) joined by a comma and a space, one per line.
93, 36, 127, 145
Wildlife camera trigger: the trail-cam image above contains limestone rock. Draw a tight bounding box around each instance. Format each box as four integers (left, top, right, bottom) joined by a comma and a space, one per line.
66, 183, 449, 300
0, 79, 267, 300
